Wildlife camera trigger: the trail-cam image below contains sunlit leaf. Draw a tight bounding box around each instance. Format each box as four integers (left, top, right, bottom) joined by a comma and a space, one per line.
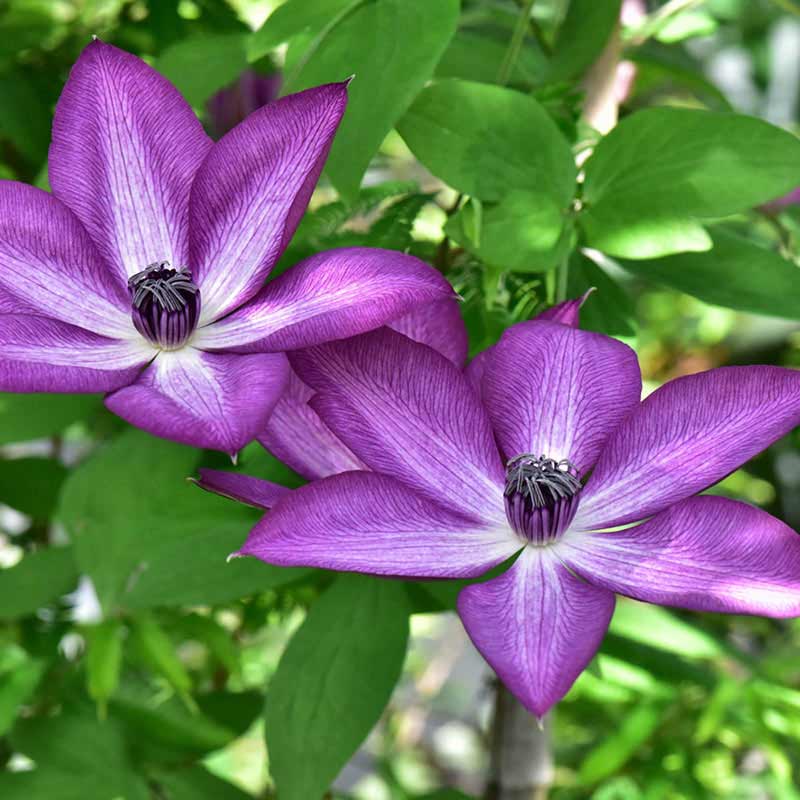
285, 0, 459, 198
266, 573, 410, 800
399, 79, 576, 204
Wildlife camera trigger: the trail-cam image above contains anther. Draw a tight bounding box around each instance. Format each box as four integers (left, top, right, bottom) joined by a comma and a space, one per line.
128, 261, 200, 350
503, 454, 581, 544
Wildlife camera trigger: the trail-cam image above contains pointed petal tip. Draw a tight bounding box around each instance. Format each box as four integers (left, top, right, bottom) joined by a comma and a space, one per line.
226, 551, 245, 564
230, 451, 239, 466
580, 286, 597, 304
345, 74, 356, 87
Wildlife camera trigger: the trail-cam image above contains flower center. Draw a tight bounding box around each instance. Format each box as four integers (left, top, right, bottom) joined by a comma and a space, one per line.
503, 454, 581, 545
128, 261, 200, 350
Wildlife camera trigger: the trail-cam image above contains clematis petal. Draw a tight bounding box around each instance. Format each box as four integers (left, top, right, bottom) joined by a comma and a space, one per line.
482, 321, 641, 472
562, 495, 800, 617
536, 289, 594, 326
0, 182, 132, 337
239, 471, 519, 578
49, 40, 212, 282
458, 547, 615, 718
290, 328, 507, 525
389, 297, 468, 366
575, 366, 800, 530
0, 314, 151, 392
195, 468, 290, 510
258, 297, 468, 480
190, 83, 347, 322
192, 247, 455, 352
258, 369, 366, 480
465, 293, 589, 395
105, 349, 289, 454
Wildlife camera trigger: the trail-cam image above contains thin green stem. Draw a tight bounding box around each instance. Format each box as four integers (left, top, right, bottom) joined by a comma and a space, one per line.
496, 0, 536, 86
555, 254, 569, 304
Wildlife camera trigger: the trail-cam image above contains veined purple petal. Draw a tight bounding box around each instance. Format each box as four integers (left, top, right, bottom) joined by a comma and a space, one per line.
562, 495, 800, 617
195, 468, 290, 510
257, 297, 467, 480
575, 366, 800, 530
458, 547, 615, 718
105, 348, 289, 454
49, 40, 212, 283
0, 182, 132, 337
464, 293, 589, 394
240, 471, 518, 578
192, 248, 455, 352
291, 328, 507, 525
190, 83, 347, 322
0, 314, 151, 392
535, 289, 594, 326
258, 369, 366, 480
482, 321, 641, 472
389, 297, 468, 367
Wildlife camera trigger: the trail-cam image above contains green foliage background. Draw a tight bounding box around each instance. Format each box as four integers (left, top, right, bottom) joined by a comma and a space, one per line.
1, 0, 800, 798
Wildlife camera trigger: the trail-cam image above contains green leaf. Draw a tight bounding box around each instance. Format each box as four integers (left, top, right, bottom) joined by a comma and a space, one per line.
286, 0, 459, 198
10, 706, 149, 800
628, 50, 732, 112
436, 29, 546, 85
543, 0, 622, 84
0, 647, 45, 735
59, 430, 303, 612
0, 457, 67, 518
265, 573, 410, 800
0, 547, 78, 619
567, 251, 636, 337
110, 686, 257, 762
578, 702, 667, 784
446, 191, 570, 272
0, 393, 100, 444
655, 10, 718, 43
617, 228, 800, 319
156, 33, 249, 107
398, 79, 576, 204
85, 619, 124, 715
129, 613, 193, 699
153, 765, 254, 800
579, 206, 712, 259
365, 193, 432, 251
582, 107, 800, 229
0, 69, 51, 164
247, 0, 354, 62
609, 599, 725, 660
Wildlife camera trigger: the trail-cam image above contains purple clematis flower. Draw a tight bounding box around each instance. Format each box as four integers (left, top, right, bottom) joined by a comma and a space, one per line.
235, 314, 800, 717
0, 41, 451, 454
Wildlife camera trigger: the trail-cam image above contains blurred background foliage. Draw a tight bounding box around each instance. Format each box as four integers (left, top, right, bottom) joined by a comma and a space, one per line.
1, 0, 800, 798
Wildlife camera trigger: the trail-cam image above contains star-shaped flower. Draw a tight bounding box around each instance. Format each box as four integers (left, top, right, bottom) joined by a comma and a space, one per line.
0, 41, 451, 454
236, 316, 800, 717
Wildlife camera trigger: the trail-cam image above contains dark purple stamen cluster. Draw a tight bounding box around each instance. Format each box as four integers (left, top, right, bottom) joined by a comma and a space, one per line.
504, 454, 581, 544
128, 261, 200, 350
